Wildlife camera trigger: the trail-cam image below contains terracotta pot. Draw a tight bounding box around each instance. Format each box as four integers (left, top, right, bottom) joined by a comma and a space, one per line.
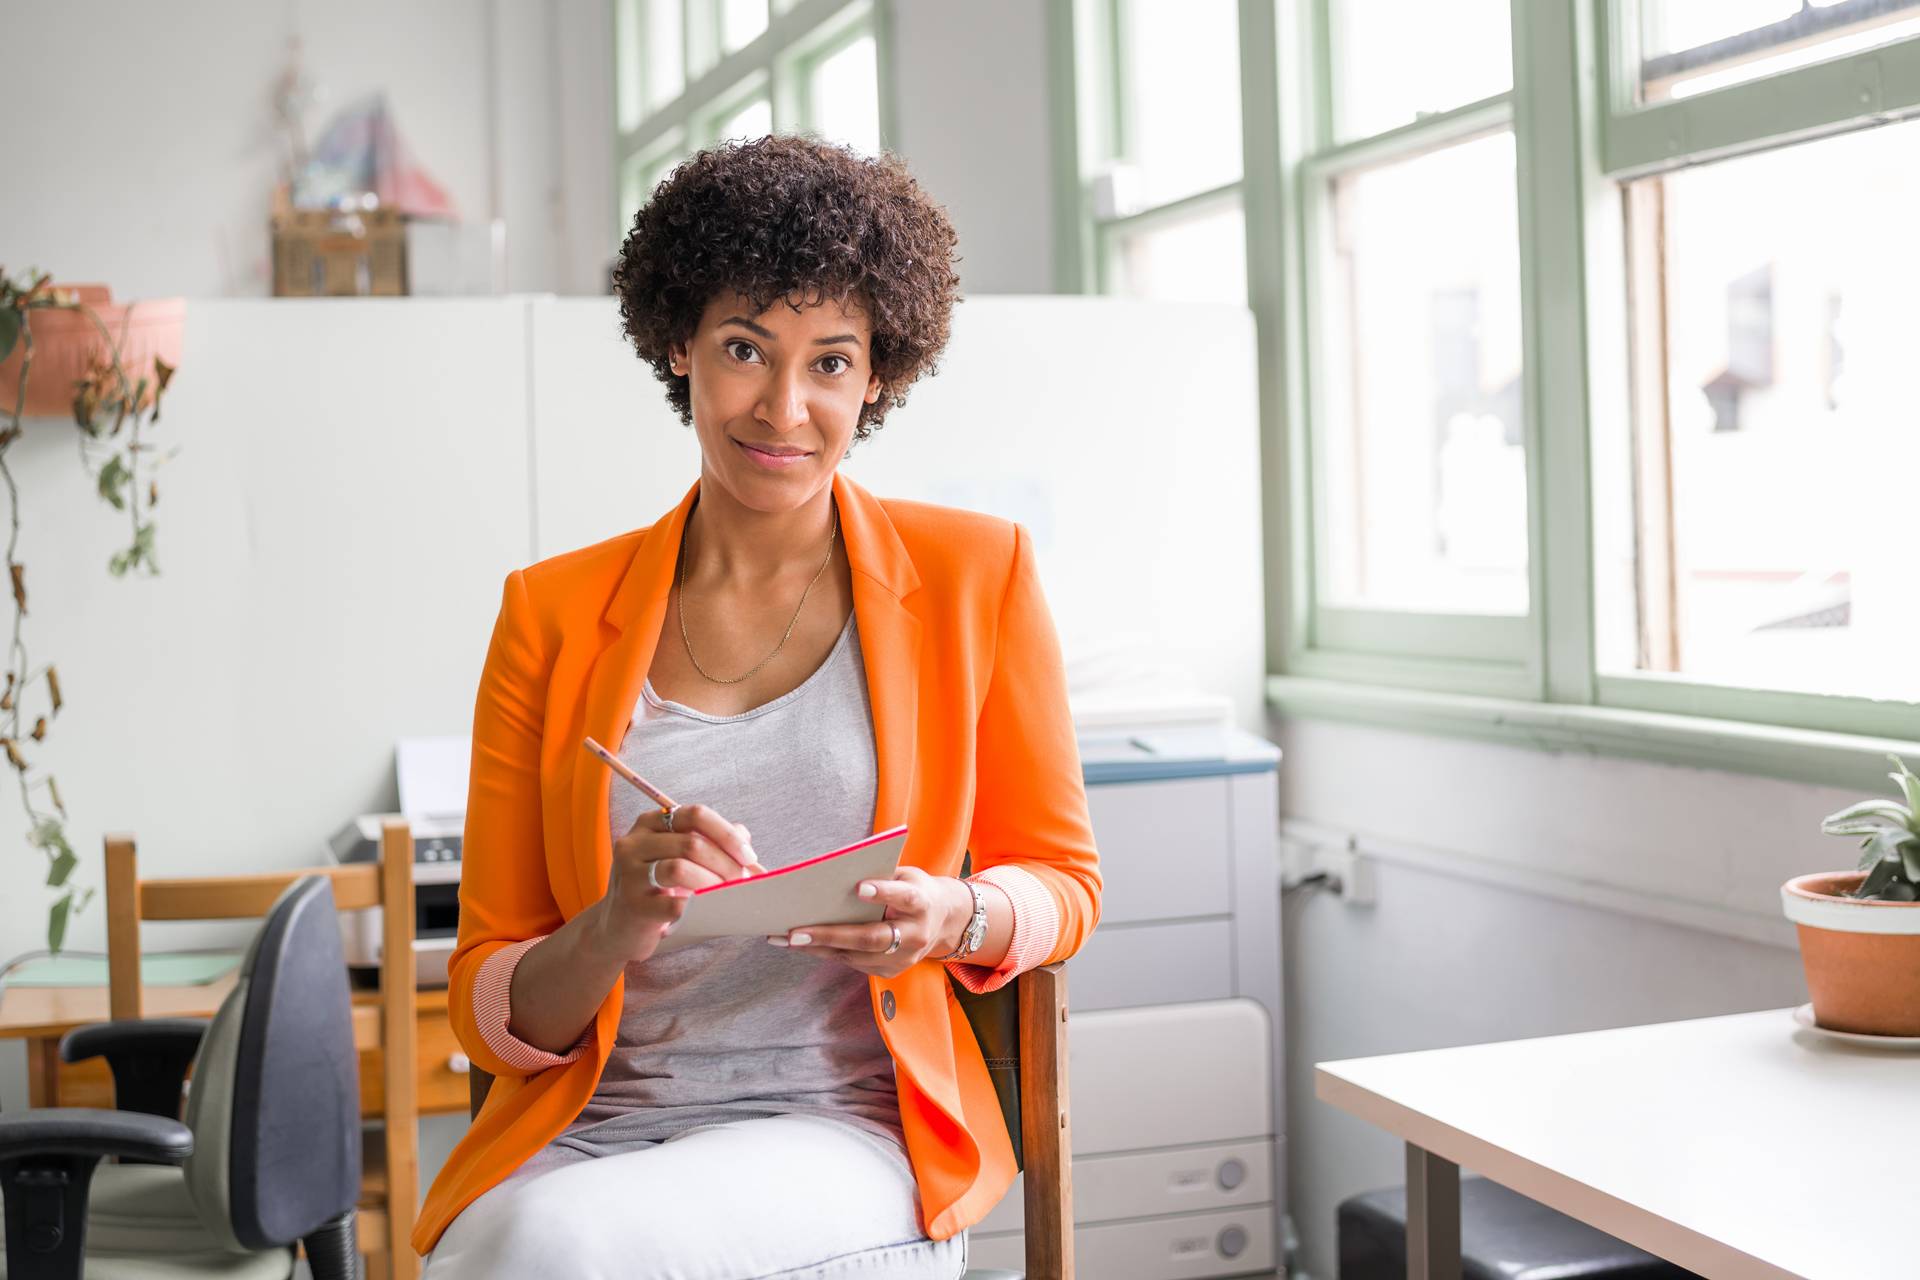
0, 284, 185, 419
1781, 870, 1920, 1036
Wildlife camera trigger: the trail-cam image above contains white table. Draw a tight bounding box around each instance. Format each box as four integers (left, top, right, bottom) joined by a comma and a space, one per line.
1316, 1008, 1918, 1280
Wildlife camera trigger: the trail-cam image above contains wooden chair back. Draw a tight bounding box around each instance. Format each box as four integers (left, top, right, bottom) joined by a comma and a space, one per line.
105, 821, 420, 1280
465, 961, 1075, 1280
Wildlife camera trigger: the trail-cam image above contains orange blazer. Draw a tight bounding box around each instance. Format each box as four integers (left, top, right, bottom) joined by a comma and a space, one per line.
413, 471, 1102, 1253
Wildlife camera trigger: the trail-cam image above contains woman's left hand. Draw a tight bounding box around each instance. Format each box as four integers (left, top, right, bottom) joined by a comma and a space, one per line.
771, 866, 962, 979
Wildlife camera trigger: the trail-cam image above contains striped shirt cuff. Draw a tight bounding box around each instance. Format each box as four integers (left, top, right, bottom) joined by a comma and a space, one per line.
472, 935, 590, 1070
944, 864, 1060, 995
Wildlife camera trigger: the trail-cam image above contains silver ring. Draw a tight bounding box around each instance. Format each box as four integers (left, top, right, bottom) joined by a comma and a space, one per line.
647, 860, 665, 890
661, 806, 677, 833
884, 923, 901, 955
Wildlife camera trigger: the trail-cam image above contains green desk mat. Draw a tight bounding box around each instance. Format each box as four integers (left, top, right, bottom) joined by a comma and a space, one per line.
2, 951, 242, 987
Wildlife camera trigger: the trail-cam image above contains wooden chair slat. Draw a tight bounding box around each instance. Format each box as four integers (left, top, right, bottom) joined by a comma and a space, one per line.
137, 863, 381, 919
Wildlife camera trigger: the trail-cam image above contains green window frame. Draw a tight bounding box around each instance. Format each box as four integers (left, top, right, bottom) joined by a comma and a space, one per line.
612, 0, 894, 242
1052, 0, 1250, 301
1057, 0, 1920, 790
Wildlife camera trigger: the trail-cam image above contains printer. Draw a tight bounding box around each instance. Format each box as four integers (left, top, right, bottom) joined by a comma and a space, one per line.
330, 736, 469, 987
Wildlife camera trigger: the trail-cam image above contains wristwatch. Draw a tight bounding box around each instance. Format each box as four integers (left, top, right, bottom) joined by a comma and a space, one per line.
938, 877, 990, 962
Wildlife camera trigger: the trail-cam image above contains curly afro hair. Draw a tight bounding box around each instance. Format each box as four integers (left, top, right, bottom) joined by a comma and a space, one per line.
614, 135, 962, 443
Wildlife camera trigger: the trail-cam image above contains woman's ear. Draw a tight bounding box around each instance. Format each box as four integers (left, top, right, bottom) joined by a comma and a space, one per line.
865, 374, 883, 405
668, 341, 689, 377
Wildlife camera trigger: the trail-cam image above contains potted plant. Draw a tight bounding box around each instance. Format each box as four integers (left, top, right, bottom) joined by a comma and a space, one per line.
0, 270, 184, 950
1782, 754, 1920, 1036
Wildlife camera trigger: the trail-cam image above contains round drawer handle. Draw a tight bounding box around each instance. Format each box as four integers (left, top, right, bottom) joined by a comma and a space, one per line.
447, 1051, 471, 1075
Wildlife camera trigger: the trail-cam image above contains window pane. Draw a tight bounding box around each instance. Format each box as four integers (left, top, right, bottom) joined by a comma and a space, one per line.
1107, 201, 1246, 305
644, 0, 685, 112
722, 0, 768, 55
1332, 0, 1511, 141
1599, 119, 1920, 701
715, 94, 772, 143
1114, 0, 1241, 210
1638, 0, 1920, 102
810, 34, 881, 155
621, 144, 684, 222
617, 0, 644, 131
1322, 131, 1527, 614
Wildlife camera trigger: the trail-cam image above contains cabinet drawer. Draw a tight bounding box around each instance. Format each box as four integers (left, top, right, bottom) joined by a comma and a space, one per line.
1086, 777, 1231, 925
970, 1203, 1276, 1279
979, 1137, 1273, 1233
359, 1009, 471, 1117
1067, 919, 1234, 1012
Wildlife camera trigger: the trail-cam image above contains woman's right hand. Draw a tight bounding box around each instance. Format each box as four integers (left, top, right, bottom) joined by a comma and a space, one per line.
590, 804, 763, 962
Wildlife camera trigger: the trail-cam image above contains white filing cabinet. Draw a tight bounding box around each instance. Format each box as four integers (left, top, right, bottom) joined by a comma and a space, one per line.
967, 727, 1284, 1279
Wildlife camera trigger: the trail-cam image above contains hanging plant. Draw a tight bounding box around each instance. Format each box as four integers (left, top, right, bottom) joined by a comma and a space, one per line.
0, 269, 184, 950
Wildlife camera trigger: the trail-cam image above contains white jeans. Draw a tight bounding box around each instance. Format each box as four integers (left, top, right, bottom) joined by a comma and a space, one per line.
423, 1113, 969, 1280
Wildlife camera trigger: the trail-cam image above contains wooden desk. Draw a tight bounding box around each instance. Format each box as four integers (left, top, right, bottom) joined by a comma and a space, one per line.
0, 978, 471, 1120
1317, 1008, 1918, 1280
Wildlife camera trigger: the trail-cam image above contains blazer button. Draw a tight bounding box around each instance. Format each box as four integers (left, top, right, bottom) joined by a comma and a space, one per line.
880, 990, 896, 1021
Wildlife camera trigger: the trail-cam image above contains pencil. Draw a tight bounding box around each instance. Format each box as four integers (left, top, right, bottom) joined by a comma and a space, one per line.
581, 737, 765, 875
583, 736, 676, 811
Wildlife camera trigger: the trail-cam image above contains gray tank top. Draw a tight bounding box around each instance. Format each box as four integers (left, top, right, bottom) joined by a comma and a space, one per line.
555, 612, 903, 1156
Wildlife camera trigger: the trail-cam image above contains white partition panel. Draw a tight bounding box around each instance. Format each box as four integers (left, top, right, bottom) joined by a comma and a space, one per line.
528, 297, 702, 560
1, 300, 532, 956
527, 295, 1267, 728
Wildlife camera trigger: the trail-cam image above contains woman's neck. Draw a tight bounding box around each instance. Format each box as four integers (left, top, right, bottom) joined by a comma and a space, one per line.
681, 478, 838, 587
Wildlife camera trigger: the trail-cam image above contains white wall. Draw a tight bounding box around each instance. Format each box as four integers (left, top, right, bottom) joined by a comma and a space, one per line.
886, 0, 1060, 294
0, 0, 613, 298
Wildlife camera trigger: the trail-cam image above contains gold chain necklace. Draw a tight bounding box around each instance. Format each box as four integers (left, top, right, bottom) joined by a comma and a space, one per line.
676, 505, 839, 685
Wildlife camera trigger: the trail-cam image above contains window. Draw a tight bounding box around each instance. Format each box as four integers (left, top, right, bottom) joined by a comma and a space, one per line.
1634, 0, 1920, 102
1599, 78, 1920, 708
1251, 0, 1920, 770
1289, 0, 1529, 671
1066, 0, 1248, 304
612, 0, 890, 241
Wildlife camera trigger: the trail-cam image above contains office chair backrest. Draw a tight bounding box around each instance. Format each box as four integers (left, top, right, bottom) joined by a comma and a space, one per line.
183, 875, 361, 1251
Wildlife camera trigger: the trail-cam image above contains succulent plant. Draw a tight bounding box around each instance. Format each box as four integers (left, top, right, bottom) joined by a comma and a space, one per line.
1821, 755, 1920, 901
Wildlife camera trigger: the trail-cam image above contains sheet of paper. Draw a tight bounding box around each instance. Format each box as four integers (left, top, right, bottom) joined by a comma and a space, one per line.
397, 735, 472, 822
654, 826, 908, 954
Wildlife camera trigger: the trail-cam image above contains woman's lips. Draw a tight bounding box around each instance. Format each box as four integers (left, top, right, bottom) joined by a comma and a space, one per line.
734, 438, 812, 470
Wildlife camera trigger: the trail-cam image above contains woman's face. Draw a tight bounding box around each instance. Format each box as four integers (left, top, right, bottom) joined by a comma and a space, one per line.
669, 290, 884, 515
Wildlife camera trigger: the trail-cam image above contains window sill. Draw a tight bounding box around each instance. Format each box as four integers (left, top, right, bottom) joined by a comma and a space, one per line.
1265, 674, 1920, 794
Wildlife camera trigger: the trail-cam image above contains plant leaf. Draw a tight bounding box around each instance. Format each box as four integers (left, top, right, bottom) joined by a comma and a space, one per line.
45, 847, 76, 888
1856, 856, 1900, 899
1858, 827, 1910, 870
0, 307, 18, 364
47, 893, 71, 954
1828, 818, 1902, 838
1822, 799, 1911, 832
1889, 756, 1920, 830
96, 454, 130, 510
1903, 839, 1920, 885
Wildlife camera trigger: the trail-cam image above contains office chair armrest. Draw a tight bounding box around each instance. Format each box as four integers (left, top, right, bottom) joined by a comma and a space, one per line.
0, 1107, 193, 1167
0, 1109, 193, 1280
57, 1019, 206, 1121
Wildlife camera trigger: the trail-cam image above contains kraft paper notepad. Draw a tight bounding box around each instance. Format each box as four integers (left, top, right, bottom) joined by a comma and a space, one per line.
653, 824, 908, 954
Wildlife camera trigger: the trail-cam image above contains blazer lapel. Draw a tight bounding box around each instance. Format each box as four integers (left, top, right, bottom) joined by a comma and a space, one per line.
563, 482, 698, 917
559, 473, 923, 915
833, 472, 923, 850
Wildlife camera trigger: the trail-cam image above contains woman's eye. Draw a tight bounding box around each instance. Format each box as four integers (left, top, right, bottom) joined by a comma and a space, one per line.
726, 340, 761, 363
817, 355, 849, 375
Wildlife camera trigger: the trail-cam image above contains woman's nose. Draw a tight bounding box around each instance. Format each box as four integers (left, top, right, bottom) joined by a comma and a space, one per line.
756, 365, 808, 432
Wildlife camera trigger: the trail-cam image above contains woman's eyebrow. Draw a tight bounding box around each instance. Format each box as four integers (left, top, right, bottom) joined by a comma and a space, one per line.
718, 315, 857, 346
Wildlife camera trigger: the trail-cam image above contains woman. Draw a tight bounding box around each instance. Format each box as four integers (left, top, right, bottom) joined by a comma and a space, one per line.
413, 136, 1101, 1278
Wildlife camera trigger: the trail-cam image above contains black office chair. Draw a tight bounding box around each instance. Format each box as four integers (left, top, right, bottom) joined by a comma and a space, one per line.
0, 875, 363, 1279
